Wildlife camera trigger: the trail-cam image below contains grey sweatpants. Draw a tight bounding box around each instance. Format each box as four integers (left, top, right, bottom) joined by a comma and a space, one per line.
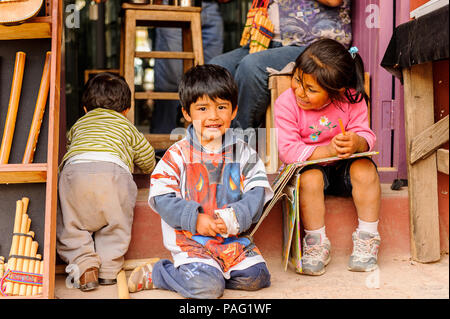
56, 162, 137, 279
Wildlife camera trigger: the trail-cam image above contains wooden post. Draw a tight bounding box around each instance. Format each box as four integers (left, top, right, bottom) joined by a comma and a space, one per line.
402, 62, 441, 263
123, 9, 136, 123
116, 270, 130, 299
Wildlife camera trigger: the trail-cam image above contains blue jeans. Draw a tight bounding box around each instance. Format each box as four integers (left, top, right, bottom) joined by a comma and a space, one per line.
151, 1, 224, 134
152, 259, 271, 299
210, 43, 306, 129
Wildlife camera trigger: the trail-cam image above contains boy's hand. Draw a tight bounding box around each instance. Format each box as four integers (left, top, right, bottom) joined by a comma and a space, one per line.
196, 213, 221, 237
331, 132, 366, 158
214, 217, 228, 235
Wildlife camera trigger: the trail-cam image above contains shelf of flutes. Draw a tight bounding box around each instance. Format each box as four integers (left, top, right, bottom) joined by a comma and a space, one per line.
0, 198, 44, 297
0, 0, 62, 298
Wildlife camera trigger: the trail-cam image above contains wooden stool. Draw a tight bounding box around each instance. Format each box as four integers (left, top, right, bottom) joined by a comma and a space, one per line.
121, 4, 204, 149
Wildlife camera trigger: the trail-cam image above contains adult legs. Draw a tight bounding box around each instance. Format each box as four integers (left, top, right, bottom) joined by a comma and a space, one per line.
151, 27, 183, 134
209, 45, 250, 78
151, 1, 224, 134
200, 1, 224, 63
212, 45, 305, 129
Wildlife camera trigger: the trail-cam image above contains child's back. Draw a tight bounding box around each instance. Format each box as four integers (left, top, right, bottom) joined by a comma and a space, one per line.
62, 107, 155, 174
56, 73, 155, 292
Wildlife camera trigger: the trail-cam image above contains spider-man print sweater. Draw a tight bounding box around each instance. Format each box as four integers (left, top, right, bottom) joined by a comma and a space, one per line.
149, 125, 273, 278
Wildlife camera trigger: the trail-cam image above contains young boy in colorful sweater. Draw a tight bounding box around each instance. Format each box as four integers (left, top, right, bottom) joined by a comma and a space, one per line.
128, 65, 274, 299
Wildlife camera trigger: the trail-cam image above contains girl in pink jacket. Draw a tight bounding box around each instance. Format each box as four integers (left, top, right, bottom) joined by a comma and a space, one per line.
274, 39, 381, 276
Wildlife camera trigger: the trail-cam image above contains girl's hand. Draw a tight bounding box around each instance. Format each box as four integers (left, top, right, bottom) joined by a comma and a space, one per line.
332, 132, 363, 158
196, 213, 220, 237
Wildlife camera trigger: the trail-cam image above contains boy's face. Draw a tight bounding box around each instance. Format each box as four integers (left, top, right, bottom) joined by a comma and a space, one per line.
182, 95, 237, 149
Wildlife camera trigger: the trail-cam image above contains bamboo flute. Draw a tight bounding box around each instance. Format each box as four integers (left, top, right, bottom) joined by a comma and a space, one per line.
0, 51, 26, 164
32, 254, 41, 296
11, 214, 29, 295
22, 52, 51, 163
38, 257, 43, 294
18, 232, 34, 296
5, 200, 24, 295
25, 241, 38, 296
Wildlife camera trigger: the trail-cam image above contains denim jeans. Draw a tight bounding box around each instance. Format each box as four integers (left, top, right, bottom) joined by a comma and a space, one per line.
151, 1, 224, 134
210, 43, 306, 129
152, 259, 271, 299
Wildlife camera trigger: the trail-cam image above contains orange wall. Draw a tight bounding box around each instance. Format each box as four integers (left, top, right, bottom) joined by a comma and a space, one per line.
410, 0, 431, 11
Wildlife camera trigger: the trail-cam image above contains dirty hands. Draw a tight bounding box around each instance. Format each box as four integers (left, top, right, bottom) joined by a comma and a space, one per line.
196, 213, 228, 237
330, 131, 368, 158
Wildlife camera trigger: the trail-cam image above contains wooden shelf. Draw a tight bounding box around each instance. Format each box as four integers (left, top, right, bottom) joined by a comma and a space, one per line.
122, 4, 201, 12
135, 91, 179, 100
144, 133, 184, 150
0, 16, 51, 40
0, 0, 62, 299
0, 164, 47, 184
135, 51, 195, 59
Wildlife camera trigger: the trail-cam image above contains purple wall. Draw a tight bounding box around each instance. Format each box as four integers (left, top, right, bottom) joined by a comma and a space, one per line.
352, 0, 409, 183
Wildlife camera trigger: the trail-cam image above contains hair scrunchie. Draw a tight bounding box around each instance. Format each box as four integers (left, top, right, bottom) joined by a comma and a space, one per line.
349, 46, 359, 59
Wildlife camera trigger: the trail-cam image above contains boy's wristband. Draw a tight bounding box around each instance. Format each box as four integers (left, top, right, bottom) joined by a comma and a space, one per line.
214, 207, 240, 238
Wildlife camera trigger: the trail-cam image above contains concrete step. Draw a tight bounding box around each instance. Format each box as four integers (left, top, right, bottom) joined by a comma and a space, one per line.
125, 184, 410, 260
54, 254, 450, 299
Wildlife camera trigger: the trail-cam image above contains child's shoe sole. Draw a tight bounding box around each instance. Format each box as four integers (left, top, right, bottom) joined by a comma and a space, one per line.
128, 263, 154, 293
301, 255, 331, 276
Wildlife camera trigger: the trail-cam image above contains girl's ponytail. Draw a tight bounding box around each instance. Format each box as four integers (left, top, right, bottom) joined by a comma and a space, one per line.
294, 39, 369, 106
344, 50, 368, 104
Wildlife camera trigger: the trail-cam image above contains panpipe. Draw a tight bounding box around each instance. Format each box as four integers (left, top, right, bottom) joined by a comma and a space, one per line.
0, 197, 44, 297
239, 0, 274, 54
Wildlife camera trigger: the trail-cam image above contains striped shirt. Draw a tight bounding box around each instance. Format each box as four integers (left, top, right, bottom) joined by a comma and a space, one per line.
61, 108, 155, 174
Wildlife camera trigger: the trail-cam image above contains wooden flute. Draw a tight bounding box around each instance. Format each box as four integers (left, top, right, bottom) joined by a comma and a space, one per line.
0, 51, 26, 164
22, 52, 51, 164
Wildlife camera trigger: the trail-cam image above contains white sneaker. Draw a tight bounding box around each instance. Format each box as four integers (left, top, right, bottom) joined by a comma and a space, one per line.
348, 230, 380, 272
301, 233, 331, 276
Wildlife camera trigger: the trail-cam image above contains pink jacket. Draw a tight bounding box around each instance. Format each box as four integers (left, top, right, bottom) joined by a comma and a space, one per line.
274, 88, 376, 164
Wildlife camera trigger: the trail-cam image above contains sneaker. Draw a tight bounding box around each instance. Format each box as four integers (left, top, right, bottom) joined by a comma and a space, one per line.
301, 233, 331, 276
348, 230, 381, 272
128, 262, 154, 293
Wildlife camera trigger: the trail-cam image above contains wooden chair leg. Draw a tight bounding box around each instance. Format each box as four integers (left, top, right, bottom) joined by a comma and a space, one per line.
124, 10, 136, 123
190, 13, 204, 66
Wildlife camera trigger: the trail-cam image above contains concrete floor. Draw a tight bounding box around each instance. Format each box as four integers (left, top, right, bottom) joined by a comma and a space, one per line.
54, 253, 449, 299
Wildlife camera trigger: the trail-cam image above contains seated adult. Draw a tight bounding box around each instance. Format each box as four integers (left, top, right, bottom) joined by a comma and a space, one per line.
210, 0, 352, 129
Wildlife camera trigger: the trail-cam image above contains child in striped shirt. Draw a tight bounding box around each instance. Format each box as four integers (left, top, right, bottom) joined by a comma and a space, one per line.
56, 73, 155, 292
